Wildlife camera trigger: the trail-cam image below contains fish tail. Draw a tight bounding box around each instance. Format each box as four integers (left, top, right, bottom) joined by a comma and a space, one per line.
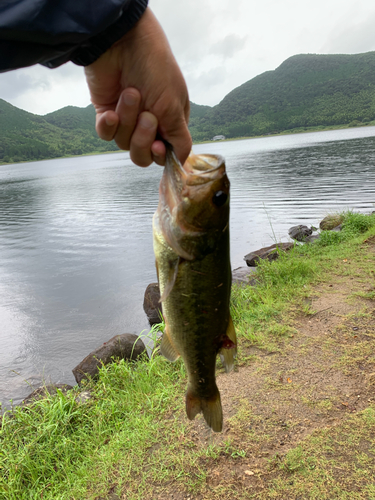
186, 385, 223, 432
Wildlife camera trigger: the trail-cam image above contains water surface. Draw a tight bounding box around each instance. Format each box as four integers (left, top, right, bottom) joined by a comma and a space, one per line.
1, 127, 375, 406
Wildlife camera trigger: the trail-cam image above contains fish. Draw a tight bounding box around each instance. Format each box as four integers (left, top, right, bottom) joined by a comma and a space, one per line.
152, 147, 237, 432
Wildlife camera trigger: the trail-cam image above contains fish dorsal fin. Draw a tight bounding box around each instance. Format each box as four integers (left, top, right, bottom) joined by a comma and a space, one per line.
160, 328, 180, 362
219, 315, 237, 373
159, 256, 181, 303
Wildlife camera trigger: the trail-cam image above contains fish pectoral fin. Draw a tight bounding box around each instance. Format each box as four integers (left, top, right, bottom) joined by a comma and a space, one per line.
160, 329, 180, 362
186, 385, 223, 433
219, 314, 238, 373
159, 256, 180, 302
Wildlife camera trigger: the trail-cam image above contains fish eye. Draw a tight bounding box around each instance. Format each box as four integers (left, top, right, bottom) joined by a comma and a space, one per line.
212, 190, 228, 207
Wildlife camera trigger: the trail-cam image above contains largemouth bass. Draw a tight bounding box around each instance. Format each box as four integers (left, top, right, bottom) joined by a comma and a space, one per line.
153, 149, 237, 432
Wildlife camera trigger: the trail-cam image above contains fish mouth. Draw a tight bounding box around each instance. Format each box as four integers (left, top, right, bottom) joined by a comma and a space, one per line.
165, 149, 226, 187
184, 153, 225, 175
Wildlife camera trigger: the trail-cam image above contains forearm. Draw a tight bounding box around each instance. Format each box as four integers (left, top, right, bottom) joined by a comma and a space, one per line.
0, 0, 148, 72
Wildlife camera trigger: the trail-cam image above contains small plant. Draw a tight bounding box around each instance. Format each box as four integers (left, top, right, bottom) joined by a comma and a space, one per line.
312, 211, 375, 248
342, 211, 375, 234
282, 446, 316, 473
231, 449, 247, 458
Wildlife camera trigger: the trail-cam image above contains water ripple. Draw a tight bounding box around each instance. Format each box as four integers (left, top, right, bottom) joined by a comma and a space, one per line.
1, 128, 375, 406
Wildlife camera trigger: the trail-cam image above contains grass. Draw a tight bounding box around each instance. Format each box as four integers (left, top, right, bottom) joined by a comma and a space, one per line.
232, 211, 375, 351
0, 344, 189, 499
268, 406, 375, 500
1, 211, 375, 499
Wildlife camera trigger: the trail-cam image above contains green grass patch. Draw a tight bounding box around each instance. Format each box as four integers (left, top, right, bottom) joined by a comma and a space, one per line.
1, 211, 375, 499
0, 351, 188, 499
231, 211, 375, 350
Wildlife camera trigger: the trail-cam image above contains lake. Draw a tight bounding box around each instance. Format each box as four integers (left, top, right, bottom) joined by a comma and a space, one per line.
1, 126, 375, 407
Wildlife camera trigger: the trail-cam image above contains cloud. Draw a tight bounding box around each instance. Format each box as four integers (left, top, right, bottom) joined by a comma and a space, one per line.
151, 0, 215, 62
0, 69, 51, 101
0, 63, 90, 115
320, 13, 375, 54
2, 0, 375, 113
209, 34, 248, 60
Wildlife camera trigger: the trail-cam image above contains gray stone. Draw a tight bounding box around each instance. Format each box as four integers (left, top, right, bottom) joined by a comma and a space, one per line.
72, 333, 146, 384
143, 282, 163, 326
320, 214, 344, 230
288, 225, 313, 242
75, 390, 92, 404
232, 267, 258, 285
22, 383, 73, 405
305, 234, 321, 243
244, 243, 294, 267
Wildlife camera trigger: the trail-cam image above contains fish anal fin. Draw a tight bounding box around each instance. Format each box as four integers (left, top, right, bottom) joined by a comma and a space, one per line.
186, 385, 223, 433
160, 328, 180, 362
186, 389, 201, 421
219, 315, 237, 373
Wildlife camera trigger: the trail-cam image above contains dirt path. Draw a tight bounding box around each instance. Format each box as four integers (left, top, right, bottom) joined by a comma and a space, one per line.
152, 240, 375, 500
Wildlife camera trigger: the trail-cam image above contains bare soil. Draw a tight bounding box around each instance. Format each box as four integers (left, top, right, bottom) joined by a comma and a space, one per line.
149, 239, 375, 500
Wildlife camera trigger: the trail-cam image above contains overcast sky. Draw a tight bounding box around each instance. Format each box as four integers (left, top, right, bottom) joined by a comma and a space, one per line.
1, 0, 375, 115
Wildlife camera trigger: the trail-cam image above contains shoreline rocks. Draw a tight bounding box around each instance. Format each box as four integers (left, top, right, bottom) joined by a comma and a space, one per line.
288, 225, 313, 242
232, 266, 258, 285
22, 383, 73, 406
72, 333, 146, 384
244, 242, 294, 267
320, 214, 344, 230
143, 282, 162, 326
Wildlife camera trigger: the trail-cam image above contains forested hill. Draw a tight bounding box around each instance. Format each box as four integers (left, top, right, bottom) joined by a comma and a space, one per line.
0, 100, 118, 164
0, 99, 212, 164
189, 52, 375, 141
2, 51, 375, 163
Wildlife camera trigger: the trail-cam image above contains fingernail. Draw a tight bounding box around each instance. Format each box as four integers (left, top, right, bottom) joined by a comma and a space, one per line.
139, 114, 156, 130
123, 93, 137, 106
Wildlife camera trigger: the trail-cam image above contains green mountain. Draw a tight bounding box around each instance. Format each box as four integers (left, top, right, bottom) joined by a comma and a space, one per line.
0, 99, 213, 163
0, 100, 118, 163
189, 52, 375, 141
44, 105, 97, 131
2, 51, 375, 163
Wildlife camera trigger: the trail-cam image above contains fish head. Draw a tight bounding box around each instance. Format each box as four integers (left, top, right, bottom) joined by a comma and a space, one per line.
180, 152, 230, 231
157, 149, 230, 260
163, 150, 230, 230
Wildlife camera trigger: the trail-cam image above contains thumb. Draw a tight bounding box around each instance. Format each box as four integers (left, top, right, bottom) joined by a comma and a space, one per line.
163, 119, 192, 165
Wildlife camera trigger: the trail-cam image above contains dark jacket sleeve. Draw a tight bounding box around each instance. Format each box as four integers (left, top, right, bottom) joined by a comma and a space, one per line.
0, 0, 148, 72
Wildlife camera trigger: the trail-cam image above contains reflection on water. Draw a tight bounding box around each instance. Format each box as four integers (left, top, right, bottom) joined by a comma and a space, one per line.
1, 127, 375, 406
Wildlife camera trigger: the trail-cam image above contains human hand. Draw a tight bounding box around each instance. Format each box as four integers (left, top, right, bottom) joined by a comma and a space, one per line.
84, 8, 192, 167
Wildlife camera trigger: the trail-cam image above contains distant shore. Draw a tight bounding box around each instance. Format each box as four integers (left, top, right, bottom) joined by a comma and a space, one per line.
1, 122, 375, 166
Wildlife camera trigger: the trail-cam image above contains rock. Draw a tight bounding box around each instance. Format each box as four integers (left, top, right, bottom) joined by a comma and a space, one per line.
319, 214, 344, 230
331, 223, 343, 232
143, 283, 163, 325
244, 243, 294, 267
305, 234, 321, 243
288, 225, 313, 242
72, 333, 146, 384
232, 267, 258, 285
75, 390, 92, 404
22, 383, 73, 405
